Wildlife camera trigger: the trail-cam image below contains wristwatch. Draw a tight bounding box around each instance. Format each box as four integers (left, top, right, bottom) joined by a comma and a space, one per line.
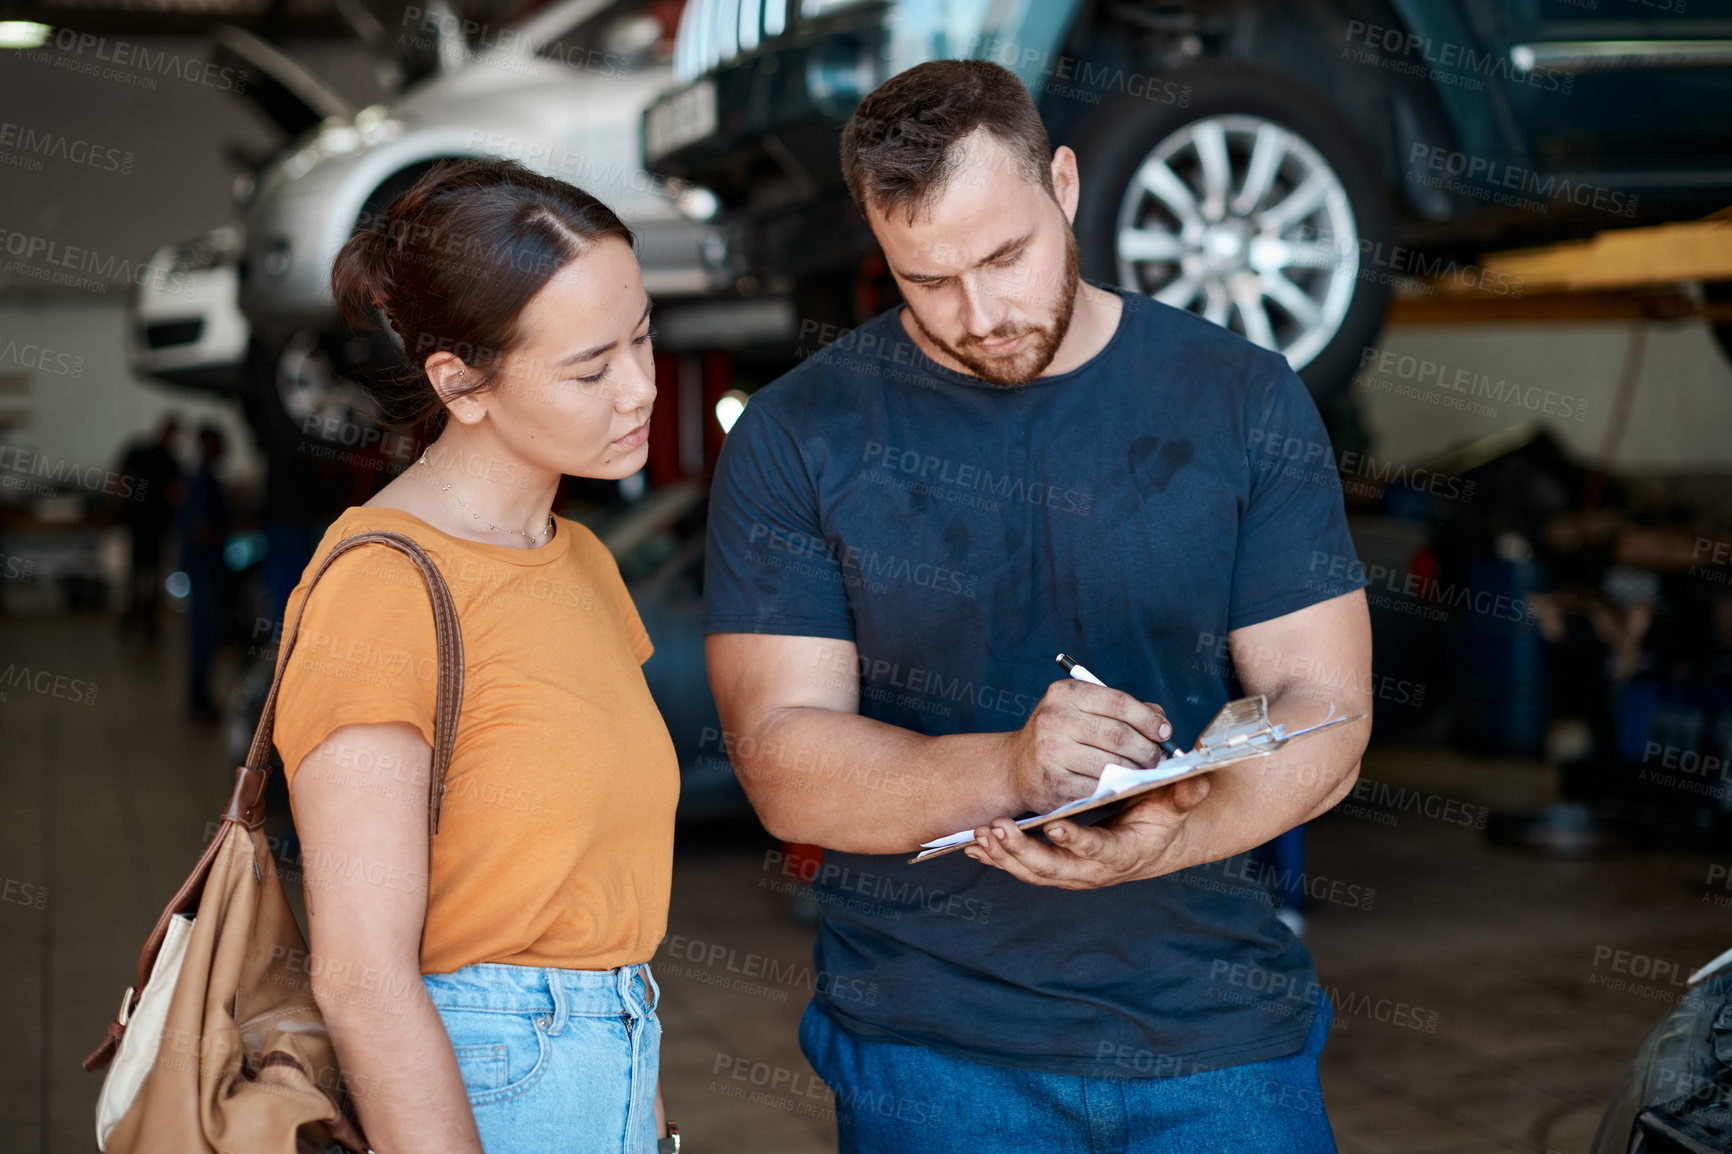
657, 1121, 680, 1153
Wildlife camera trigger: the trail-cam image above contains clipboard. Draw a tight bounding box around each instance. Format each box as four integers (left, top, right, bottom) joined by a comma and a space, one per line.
907, 695, 1368, 864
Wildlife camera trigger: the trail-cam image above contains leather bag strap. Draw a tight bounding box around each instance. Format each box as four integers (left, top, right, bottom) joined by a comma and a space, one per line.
82, 530, 464, 1074
230, 529, 465, 837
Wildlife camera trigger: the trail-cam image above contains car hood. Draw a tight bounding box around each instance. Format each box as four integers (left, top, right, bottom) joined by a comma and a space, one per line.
212, 24, 355, 138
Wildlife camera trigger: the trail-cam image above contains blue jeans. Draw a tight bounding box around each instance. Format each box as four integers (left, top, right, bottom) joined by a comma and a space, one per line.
423, 961, 662, 1154
800, 994, 1337, 1153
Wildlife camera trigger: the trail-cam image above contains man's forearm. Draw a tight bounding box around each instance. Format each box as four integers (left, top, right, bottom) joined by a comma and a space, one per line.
736, 705, 1020, 853
1139, 693, 1366, 879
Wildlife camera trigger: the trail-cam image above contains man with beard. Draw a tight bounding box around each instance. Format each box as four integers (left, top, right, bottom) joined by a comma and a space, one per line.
703, 59, 1371, 1151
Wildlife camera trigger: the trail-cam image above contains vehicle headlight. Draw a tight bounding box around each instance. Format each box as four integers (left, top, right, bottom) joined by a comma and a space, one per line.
280, 107, 404, 181
319, 125, 363, 156
349, 105, 404, 147
176, 241, 223, 273
173, 225, 242, 272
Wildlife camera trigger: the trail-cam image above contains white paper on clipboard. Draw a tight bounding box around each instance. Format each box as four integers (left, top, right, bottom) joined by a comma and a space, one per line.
909, 695, 1367, 863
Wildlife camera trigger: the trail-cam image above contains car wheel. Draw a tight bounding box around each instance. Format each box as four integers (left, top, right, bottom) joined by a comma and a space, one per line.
243, 328, 395, 461
1069, 61, 1394, 406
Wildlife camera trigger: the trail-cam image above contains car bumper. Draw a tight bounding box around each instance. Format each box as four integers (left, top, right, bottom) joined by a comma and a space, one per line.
126, 242, 250, 394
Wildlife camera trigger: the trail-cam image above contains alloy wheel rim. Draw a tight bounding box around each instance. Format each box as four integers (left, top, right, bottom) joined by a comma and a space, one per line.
1113, 114, 1360, 371
277, 329, 383, 438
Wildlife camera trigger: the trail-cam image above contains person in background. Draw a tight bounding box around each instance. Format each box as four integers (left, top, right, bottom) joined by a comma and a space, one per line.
116, 415, 183, 643
180, 424, 230, 722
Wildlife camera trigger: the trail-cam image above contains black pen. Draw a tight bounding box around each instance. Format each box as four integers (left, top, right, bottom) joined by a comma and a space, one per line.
1055, 653, 1183, 758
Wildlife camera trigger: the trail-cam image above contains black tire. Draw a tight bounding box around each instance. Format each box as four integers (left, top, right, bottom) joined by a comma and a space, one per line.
1068, 60, 1394, 407
242, 328, 400, 464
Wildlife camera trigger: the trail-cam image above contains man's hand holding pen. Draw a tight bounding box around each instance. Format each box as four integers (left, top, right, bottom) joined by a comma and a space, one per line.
994, 678, 1175, 814
969, 654, 1205, 889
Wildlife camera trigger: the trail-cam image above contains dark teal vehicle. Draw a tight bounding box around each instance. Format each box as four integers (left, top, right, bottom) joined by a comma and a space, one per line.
641, 0, 1732, 401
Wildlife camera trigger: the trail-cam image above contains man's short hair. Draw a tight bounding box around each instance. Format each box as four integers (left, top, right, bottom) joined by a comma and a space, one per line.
840, 59, 1055, 227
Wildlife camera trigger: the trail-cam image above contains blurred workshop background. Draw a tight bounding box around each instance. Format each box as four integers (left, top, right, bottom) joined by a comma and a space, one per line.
4, 0, 1732, 1150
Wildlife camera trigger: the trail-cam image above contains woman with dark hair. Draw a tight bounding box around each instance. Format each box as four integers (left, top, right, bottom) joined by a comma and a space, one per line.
270, 158, 679, 1153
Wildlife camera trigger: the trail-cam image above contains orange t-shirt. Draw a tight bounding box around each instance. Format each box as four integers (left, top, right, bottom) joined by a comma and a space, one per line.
271, 505, 680, 974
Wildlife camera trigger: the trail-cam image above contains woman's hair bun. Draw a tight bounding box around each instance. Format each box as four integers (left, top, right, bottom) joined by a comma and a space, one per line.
326, 157, 637, 431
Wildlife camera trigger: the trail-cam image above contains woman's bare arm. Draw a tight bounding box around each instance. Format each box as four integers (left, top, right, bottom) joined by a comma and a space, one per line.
288, 721, 484, 1154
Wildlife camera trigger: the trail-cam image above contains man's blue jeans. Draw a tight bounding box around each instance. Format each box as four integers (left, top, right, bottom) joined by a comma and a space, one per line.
800, 995, 1337, 1153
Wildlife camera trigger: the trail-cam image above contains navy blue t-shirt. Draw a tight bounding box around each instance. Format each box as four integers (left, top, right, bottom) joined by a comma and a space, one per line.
702, 284, 1367, 1076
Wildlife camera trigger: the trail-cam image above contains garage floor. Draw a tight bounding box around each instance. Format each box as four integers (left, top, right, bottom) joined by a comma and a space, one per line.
3, 616, 1725, 1153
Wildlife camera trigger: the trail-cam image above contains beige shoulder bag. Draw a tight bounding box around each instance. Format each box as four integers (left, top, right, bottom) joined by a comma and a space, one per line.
82, 530, 464, 1154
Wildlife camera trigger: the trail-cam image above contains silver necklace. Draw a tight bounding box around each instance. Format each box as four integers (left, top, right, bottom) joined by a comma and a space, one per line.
416, 451, 554, 547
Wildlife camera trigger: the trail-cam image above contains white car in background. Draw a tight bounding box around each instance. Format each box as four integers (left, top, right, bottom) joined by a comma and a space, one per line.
220, 0, 748, 452
125, 224, 250, 393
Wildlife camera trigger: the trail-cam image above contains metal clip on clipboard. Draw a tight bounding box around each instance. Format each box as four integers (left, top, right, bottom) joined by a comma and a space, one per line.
909, 695, 1369, 863
1187, 694, 1360, 761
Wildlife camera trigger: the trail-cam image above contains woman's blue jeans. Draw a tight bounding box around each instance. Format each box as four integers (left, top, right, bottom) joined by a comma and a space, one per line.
423, 961, 662, 1153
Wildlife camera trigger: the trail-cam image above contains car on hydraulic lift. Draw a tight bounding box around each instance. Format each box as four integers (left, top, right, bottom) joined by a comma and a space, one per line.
641, 0, 1732, 404
220, 0, 747, 456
